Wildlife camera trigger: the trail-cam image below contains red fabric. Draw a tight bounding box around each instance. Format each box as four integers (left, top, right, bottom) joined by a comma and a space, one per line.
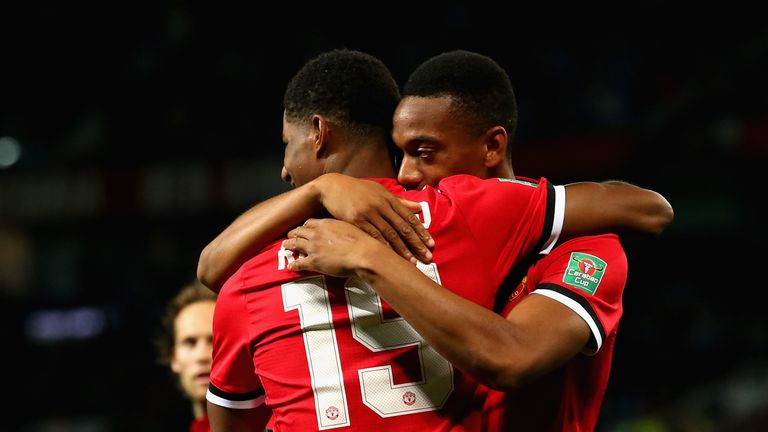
210, 175, 560, 431
483, 234, 627, 432
189, 414, 210, 432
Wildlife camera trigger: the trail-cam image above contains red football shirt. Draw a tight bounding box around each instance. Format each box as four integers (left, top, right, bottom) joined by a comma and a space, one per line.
482, 234, 627, 432
208, 175, 564, 431
189, 414, 209, 432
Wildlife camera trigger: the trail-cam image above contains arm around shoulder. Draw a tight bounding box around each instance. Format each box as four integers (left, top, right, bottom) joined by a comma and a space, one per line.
197, 180, 325, 291
561, 180, 674, 240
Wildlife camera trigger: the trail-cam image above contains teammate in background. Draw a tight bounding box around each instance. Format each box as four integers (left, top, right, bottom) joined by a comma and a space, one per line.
157, 280, 276, 431
157, 281, 217, 432
282, 50, 670, 431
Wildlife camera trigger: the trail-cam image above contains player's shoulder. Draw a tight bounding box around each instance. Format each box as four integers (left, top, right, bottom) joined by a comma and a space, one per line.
555, 233, 623, 251
220, 238, 303, 294
240, 239, 286, 272
437, 174, 548, 191
542, 234, 626, 269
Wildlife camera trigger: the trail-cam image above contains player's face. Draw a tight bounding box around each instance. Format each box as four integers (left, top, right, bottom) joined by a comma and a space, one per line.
393, 95, 492, 190
171, 300, 215, 403
281, 111, 324, 188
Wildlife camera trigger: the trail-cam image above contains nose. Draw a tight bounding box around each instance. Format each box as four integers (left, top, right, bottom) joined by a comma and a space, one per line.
397, 156, 423, 190
197, 338, 213, 364
281, 166, 292, 184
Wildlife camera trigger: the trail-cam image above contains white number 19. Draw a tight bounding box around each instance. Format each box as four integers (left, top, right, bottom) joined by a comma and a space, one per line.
281, 262, 452, 430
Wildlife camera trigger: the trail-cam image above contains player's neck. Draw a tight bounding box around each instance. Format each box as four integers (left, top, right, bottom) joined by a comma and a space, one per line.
192, 399, 206, 419
327, 148, 397, 180
494, 162, 514, 179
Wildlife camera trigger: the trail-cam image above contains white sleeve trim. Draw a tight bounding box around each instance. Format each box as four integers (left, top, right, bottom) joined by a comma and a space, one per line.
539, 184, 566, 255
206, 389, 266, 409
532, 288, 602, 353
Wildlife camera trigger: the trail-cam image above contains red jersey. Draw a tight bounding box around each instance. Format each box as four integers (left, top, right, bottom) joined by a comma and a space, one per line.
482, 234, 627, 432
208, 175, 564, 431
189, 414, 209, 432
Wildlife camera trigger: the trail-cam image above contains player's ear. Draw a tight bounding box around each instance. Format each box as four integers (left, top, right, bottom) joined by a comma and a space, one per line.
483, 126, 508, 168
311, 114, 328, 158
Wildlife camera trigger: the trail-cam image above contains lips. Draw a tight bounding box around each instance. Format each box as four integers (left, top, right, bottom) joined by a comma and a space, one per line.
196, 372, 210, 385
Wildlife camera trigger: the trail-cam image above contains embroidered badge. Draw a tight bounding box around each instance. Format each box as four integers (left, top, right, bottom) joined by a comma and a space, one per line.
402, 391, 416, 406
563, 252, 607, 295
508, 276, 527, 302
325, 406, 339, 420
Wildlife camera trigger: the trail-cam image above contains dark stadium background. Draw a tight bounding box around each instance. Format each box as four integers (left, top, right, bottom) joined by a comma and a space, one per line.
1, 5, 765, 431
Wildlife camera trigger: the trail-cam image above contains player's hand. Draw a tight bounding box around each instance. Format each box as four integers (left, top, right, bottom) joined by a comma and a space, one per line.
314, 173, 433, 263
284, 218, 392, 276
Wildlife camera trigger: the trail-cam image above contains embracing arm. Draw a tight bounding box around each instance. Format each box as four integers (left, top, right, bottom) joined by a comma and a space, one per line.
562, 180, 674, 239
197, 180, 323, 291
197, 173, 432, 291
354, 253, 587, 390
285, 219, 588, 390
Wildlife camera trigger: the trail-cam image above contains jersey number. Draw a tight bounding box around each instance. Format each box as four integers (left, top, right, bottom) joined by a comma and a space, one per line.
282, 263, 452, 430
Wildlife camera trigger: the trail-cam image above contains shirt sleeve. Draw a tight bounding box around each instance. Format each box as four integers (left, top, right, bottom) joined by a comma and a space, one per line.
207, 271, 266, 409
438, 175, 564, 277
530, 234, 627, 354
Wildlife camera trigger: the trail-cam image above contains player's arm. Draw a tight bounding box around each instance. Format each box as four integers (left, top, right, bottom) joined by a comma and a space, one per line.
284, 219, 590, 390
197, 173, 432, 291
563, 180, 673, 239
207, 402, 272, 432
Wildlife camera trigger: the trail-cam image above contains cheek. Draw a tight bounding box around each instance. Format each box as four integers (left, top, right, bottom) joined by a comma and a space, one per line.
421, 165, 450, 186
288, 156, 309, 184
283, 146, 296, 169
170, 353, 183, 373
447, 149, 484, 175
284, 146, 304, 174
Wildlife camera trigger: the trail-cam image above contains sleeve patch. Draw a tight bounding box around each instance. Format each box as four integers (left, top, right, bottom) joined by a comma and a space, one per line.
562, 252, 607, 295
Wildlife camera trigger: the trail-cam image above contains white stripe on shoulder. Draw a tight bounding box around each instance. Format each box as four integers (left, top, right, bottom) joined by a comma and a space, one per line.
532, 288, 602, 353
540, 184, 565, 255
206, 389, 265, 409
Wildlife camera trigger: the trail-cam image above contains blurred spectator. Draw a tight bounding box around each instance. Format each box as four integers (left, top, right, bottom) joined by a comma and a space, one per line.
156, 281, 216, 432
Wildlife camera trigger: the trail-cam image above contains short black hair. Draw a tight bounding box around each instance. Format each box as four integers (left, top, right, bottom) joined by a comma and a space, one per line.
403, 50, 518, 142
283, 49, 401, 142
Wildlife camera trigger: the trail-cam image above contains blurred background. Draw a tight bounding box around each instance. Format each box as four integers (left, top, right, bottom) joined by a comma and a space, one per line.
1, 4, 765, 431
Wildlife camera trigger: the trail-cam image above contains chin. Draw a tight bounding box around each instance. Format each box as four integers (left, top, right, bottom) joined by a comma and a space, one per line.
194, 388, 209, 401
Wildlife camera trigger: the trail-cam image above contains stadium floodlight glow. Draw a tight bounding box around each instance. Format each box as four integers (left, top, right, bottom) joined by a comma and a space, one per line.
0, 136, 21, 168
